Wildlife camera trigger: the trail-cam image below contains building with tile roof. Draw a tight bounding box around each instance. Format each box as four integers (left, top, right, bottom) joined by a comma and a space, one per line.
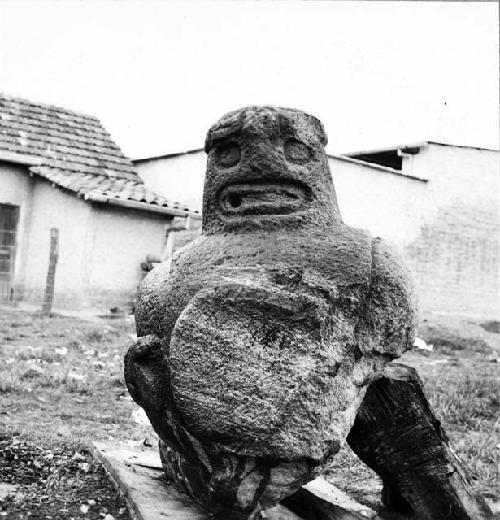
134, 142, 499, 319
0, 93, 199, 310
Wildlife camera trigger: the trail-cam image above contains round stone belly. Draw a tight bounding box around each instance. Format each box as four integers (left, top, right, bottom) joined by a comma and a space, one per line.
168, 283, 362, 463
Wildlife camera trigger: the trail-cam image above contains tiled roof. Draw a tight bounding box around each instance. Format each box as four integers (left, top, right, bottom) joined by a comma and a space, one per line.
30, 166, 194, 215
0, 93, 198, 216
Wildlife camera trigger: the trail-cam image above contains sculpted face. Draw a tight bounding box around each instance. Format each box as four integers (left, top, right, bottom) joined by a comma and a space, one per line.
203, 106, 342, 233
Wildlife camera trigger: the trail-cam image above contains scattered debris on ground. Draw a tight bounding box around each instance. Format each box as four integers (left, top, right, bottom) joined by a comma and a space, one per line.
0, 433, 130, 519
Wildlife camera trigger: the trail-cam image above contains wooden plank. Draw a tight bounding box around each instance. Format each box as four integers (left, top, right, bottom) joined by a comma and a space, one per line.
304, 477, 377, 518
92, 442, 209, 520
92, 442, 385, 520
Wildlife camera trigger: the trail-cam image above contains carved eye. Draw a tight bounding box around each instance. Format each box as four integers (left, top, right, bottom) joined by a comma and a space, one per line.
284, 139, 310, 164
216, 143, 241, 167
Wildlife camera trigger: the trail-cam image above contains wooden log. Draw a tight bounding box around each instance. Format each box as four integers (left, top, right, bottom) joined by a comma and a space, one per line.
281, 488, 370, 519
347, 363, 493, 520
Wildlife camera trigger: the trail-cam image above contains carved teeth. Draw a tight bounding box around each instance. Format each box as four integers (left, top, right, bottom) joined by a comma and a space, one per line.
218, 181, 309, 216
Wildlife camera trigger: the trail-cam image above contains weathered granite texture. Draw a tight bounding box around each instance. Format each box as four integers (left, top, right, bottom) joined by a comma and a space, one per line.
125, 106, 419, 519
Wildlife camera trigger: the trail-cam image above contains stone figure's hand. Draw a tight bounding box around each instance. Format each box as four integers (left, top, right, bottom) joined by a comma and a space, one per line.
124, 334, 168, 416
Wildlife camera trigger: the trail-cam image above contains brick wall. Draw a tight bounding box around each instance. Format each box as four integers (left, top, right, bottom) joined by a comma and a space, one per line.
405, 200, 498, 318
406, 145, 499, 319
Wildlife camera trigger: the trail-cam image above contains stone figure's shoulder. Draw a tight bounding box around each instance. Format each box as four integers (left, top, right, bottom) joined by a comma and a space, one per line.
168, 234, 216, 265
322, 223, 373, 281
370, 236, 415, 295
329, 222, 373, 249
355, 235, 418, 358
134, 234, 215, 336
134, 260, 172, 337
139, 235, 209, 293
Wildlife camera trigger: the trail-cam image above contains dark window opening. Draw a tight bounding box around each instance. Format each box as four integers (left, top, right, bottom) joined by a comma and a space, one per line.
0, 203, 19, 301
348, 146, 421, 171
349, 150, 403, 170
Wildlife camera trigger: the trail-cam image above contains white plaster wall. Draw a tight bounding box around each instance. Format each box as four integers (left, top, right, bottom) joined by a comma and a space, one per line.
136, 151, 428, 248
0, 163, 31, 206
0, 163, 34, 290
21, 184, 171, 309
135, 145, 499, 318
328, 157, 428, 247
22, 180, 92, 304
136, 151, 206, 213
88, 205, 169, 307
404, 145, 500, 318
1, 169, 177, 309
411, 145, 499, 220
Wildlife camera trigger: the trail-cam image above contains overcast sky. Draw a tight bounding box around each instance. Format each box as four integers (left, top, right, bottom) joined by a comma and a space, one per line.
0, 1, 498, 159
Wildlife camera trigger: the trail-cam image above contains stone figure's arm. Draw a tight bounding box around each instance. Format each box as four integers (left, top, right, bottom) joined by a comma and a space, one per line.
124, 261, 173, 437
124, 333, 166, 408
125, 332, 205, 463
356, 237, 418, 359
124, 332, 172, 440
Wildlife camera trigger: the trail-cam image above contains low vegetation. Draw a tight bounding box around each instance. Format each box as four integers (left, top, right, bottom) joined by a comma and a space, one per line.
327, 315, 500, 515
0, 307, 499, 518
0, 309, 150, 519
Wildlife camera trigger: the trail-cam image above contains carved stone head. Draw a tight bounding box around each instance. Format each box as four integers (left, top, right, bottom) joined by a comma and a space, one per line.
202, 106, 342, 234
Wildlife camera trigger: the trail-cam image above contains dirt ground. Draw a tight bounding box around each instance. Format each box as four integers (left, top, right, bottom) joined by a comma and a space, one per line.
0, 306, 499, 518
0, 308, 149, 519
0, 433, 129, 520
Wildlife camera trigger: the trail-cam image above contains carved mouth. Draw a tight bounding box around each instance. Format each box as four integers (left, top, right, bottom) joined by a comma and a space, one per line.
218, 180, 310, 216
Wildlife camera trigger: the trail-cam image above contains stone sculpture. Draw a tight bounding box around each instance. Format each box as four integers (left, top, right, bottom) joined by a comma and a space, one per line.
125, 106, 492, 520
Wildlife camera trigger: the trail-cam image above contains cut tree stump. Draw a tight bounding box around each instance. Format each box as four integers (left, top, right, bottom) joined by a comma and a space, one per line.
347, 363, 493, 520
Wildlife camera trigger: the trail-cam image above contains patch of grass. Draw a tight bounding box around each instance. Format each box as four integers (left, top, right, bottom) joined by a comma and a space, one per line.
480, 320, 500, 334
451, 431, 500, 500
0, 309, 151, 446
324, 315, 500, 510
427, 374, 499, 428
400, 346, 500, 503
82, 328, 106, 344
418, 323, 492, 354
418, 364, 500, 502
1, 308, 499, 515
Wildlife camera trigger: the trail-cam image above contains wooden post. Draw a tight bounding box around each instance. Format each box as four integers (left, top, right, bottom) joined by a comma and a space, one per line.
42, 228, 59, 316
347, 363, 493, 520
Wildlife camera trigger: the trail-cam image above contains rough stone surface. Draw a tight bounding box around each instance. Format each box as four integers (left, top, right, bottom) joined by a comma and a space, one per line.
0, 482, 18, 501
125, 106, 417, 519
